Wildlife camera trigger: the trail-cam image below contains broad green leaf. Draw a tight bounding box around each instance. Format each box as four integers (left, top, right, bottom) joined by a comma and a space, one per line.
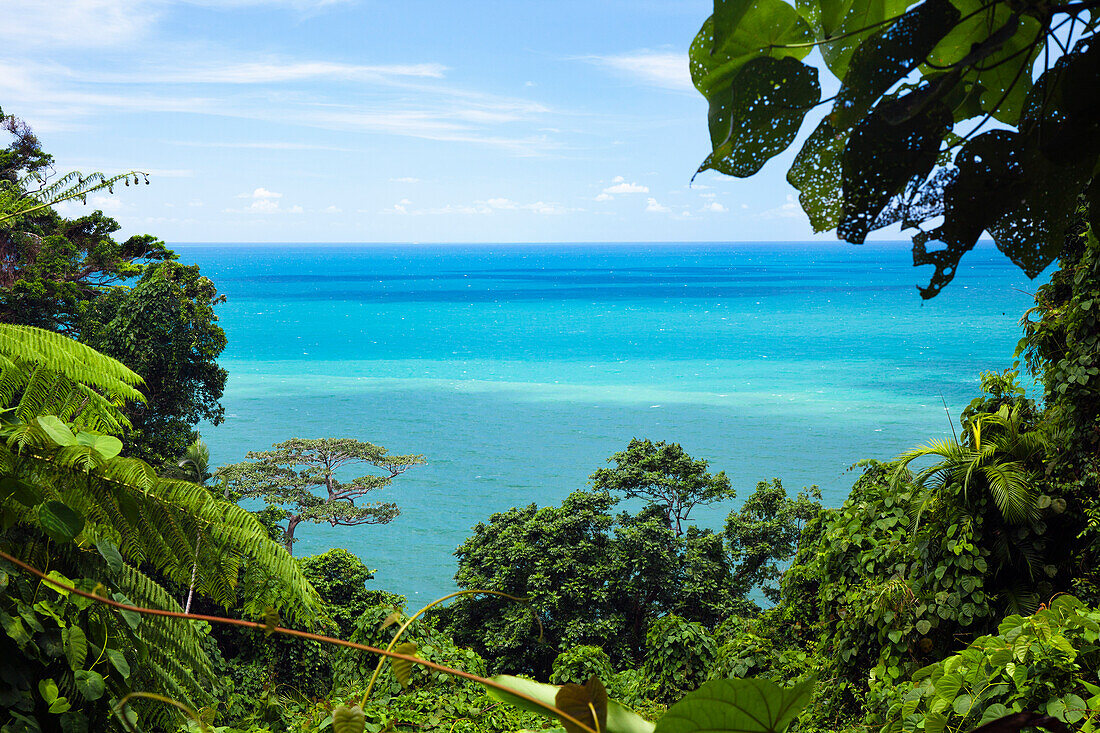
38, 501, 85, 543
979, 704, 1010, 726
75, 432, 123, 460
691, 0, 813, 99
107, 648, 131, 679
787, 119, 847, 231
391, 641, 418, 688
332, 705, 365, 733
556, 676, 608, 733
74, 670, 105, 701
45, 569, 73, 597
111, 592, 142, 629
698, 55, 820, 179
39, 678, 60, 704
0, 476, 39, 507
916, 619, 932, 635
64, 625, 88, 670
486, 676, 655, 733
262, 606, 280, 637
654, 677, 816, 733
59, 712, 89, 733
839, 100, 952, 243
37, 415, 77, 446
816, 0, 911, 79
832, 0, 960, 130
96, 540, 124, 575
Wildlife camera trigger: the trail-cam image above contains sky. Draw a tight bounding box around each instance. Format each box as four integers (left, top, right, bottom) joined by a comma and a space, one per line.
1, 0, 846, 243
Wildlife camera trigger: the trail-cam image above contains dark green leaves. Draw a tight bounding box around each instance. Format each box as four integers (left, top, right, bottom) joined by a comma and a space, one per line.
697, 56, 820, 178
654, 677, 816, 733
38, 501, 85, 544
556, 676, 609, 733
73, 670, 105, 701
832, 0, 959, 130
839, 100, 952, 243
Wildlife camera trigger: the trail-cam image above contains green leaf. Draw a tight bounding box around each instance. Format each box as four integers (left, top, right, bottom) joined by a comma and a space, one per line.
38, 501, 85, 543
556, 676, 608, 733
39, 678, 60, 704
486, 676, 655, 733
654, 677, 816, 733
832, 0, 960, 130
814, 0, 911, 79
37, 415, 77, 446
787, 119, 847, 231
106, 648, 131, 679
64, 625, 88, 670
691, 0, 813, 98
916, 619, 932, 635
0, 476, 39, 507
391, 641, 418, 688
697, 55, 820, 179
74, 670, 105, 701
60, 712, 90, 733
979, 704, 1010, 726
111, 592, 141, 630
262, 606, 280, 637
332, 705, 365, 733
96, 540, 123, 575
75, 432, 123, 460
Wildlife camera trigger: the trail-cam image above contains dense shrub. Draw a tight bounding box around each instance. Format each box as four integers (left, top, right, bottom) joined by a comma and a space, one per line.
643, 614, 717, 704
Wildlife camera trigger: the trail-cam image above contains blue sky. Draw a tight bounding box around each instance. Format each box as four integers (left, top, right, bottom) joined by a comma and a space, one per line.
3, 0, 838, 243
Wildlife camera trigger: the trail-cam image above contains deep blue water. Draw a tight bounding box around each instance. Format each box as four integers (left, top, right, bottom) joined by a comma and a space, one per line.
175, 241, 1048, 601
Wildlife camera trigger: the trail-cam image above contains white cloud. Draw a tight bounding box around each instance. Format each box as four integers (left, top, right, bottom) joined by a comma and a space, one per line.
702, 201, 727, 213
584, 52, 692, 91
55, 194, 125, 216
108, 61, 447, 85
595, 193, 613, 202
323, 205, 342, 214
0, 0, 154, 48
237, 187, 282, 199
612, 175, 624, 183
390, 177, 421, 183
700, 192, 716, 199
760, 194, 802, 219
288, 205, 304, 213
604, 181, 648, 194
247, 198, 280, 213
645, 198, 671, 214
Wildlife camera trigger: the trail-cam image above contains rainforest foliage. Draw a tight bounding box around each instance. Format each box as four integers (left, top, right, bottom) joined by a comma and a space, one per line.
2, 114, 1100, 733
690, 0, 1100, 297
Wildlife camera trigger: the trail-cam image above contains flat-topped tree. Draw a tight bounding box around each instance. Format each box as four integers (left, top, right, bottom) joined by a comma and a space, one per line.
591, 438, 734, 536
218, 437, 425, 554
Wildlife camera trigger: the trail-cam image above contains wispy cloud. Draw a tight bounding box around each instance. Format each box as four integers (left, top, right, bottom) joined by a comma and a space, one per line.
583, 51, 692, 91
388, 197, 566, 216
645, 197, 671, 214
87, 61, 447, 84
760, 195, 802, 219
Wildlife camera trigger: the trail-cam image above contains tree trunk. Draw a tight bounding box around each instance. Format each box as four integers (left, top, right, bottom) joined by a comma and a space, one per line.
184, 531, 201, 614
284, 515, 302, 555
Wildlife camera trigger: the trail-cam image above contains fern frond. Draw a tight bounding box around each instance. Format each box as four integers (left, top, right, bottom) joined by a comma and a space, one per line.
0, 324, 144, 432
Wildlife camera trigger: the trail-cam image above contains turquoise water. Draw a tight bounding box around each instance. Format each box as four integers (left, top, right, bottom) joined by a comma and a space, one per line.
176, 242, 1046, 601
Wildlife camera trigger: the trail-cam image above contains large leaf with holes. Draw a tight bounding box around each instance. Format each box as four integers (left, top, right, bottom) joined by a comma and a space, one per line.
698, 55, 820, 177
654, 677, 816, 733
809, 0, 912, 79
839, 100, 953, 242
832, 0, 959, 130
787, 119, 848, 231
691, 0, 813, 99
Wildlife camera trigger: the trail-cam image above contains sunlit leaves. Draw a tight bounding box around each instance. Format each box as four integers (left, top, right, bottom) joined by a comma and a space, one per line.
786, 119, 847, 231
697, 56, 820, 178
832, 0, 959, 130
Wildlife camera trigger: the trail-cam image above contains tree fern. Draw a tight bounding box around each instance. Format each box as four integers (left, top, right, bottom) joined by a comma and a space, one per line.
0, 324, 144, 432
0, 170, 148, 226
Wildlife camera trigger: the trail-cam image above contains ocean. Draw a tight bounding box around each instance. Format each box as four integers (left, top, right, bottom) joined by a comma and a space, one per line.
175, 241, 1046, 601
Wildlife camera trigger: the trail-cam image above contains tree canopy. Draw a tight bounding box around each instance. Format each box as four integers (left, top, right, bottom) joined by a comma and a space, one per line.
218, 437, 425, 553
691, 0, 1099, 296
590, 439, 734, 536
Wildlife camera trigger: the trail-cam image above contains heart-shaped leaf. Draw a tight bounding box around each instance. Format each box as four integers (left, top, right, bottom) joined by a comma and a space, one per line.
392, 641, 418, 688
37, 416, 77, 446
74, 670, 105, 701
332, 705, 366, 733
556, 676, 608, 733
486, 676, 655, 733
654, 677, 815, 733
38, 501, 85, 543
76, 432, 123, 460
